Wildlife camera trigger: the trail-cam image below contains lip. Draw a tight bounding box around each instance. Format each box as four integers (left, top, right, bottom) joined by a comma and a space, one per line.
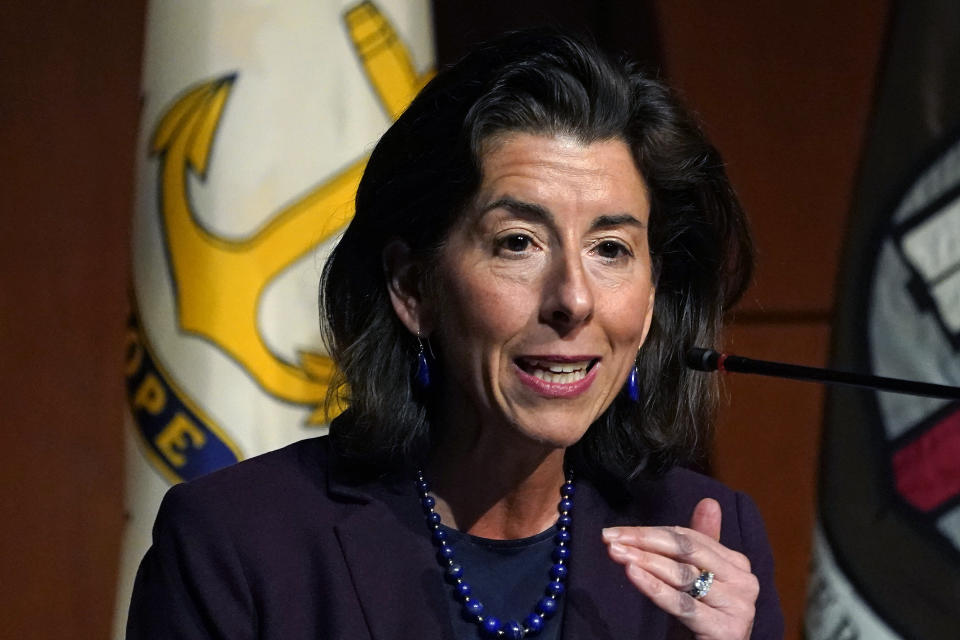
513, 355, 600, 398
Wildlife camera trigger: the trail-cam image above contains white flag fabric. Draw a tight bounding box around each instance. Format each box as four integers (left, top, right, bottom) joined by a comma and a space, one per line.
115, 2, 434, 636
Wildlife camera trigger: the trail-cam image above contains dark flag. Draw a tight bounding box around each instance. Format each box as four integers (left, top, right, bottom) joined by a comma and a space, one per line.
806, 2, 960, 638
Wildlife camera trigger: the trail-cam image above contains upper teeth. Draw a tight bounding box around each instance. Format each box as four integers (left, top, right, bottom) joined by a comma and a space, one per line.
527, 359, 590, 373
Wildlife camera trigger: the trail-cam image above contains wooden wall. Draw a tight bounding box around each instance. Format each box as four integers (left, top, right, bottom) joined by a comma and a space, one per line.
0, 1, 146, 638
654, 3, 888, 636
0, 2, 887, 638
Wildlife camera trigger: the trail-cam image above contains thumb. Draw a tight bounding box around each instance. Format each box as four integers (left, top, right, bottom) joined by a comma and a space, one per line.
689, 498, 722, 541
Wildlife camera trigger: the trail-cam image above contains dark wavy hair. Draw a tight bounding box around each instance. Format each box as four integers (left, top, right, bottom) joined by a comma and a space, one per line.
320, 28, 752, 480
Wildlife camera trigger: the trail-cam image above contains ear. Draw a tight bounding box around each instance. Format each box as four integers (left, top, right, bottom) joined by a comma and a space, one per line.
383, 239, 430, 336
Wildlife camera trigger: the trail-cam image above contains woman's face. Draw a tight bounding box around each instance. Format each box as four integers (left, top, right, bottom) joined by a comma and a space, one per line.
425, 133, 655, 448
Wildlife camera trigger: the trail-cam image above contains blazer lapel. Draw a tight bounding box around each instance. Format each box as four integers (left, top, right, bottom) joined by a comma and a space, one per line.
561, 477, 669, 639
325, 452, 682, 640
330, 469, 454, 640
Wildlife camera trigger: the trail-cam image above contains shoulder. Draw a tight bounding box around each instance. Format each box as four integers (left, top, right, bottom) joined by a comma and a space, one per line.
183, 433, 330, 490
617, 467, 764, 541
144, 435, 368, 603
155, 436, 336, 536
129, 437, 359, 638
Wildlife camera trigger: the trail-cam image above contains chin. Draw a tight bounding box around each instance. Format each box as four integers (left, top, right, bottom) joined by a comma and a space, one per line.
510, 414, 593, 450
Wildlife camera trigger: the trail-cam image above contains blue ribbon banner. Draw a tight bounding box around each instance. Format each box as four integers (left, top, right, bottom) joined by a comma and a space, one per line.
125, 311, 242, 483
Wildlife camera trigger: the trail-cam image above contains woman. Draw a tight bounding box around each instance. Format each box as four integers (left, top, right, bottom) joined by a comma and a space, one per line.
128, 29, 782, 639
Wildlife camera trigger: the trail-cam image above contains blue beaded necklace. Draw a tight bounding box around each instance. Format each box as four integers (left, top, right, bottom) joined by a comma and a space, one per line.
415, 469, 575, 639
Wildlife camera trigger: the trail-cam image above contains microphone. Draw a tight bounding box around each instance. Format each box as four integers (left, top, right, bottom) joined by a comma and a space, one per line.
686, 347, 960, 400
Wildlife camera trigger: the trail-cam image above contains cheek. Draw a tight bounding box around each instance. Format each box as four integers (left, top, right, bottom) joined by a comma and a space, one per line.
439, 271, 534, 353
598, 284, 655, 346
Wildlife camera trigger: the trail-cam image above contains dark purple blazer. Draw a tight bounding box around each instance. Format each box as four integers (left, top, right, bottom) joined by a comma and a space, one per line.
127, 436, 783, 639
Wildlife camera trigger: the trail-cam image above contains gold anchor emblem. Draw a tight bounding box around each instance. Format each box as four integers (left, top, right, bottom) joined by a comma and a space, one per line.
149, 1, 433, 424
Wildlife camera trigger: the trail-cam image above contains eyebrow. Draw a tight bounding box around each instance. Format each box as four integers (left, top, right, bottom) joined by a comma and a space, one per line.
481, 197, 553, 223
480, 196, 646, 230
590, 214, 646, 231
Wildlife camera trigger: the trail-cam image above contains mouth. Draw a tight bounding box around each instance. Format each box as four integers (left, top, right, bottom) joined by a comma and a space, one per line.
515, 356, 600, 384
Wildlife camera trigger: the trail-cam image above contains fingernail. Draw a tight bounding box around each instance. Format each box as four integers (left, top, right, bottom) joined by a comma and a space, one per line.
602, 528, 620, 541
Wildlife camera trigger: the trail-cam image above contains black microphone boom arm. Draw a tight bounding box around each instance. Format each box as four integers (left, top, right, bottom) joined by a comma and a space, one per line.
686, 347, 960, 401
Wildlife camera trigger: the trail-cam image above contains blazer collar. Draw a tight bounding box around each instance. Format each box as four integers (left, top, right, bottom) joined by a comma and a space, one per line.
560, 475, 669, 639
329, 462, 454, 639
326, 450, 674, 640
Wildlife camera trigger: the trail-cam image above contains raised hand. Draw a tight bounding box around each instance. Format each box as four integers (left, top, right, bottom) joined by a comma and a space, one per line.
602, 498, 759, 639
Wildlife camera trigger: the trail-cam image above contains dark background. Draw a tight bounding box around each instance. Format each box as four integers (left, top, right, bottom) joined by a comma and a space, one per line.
0, 1, 889, 638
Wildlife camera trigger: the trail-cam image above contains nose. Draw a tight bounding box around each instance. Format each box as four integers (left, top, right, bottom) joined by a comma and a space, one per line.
541, 251, 594, 332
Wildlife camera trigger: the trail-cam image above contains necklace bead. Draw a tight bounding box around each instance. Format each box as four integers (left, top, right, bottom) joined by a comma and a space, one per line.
416, 468, 574, 638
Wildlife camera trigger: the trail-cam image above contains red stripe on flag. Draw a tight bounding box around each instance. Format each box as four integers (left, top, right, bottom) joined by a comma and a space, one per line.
893, 408, 960, 512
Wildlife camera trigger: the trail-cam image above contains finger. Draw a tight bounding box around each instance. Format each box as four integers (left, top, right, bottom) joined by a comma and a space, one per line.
622, 563, 723, 635
605, 525, 731, 571
608, 541, 737, 611
607, 541, 702, 591
605, 525, 751, 573
689, 498, 721, 541
623, 562, 757, 639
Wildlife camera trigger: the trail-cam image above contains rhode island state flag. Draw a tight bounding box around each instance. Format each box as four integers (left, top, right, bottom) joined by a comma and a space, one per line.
115, 2, 434, 636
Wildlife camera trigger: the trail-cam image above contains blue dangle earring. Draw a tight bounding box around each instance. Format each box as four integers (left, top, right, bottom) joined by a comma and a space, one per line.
415, 332, 431, 391
626, 364, 640, 403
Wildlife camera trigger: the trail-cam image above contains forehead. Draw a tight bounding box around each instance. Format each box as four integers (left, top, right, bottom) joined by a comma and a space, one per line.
471, 132, 649, 222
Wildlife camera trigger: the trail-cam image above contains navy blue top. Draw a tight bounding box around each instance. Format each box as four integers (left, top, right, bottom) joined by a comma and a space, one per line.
442, 526, 563, 640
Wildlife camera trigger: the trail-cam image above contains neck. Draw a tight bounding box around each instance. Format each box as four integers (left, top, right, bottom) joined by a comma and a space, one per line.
426, 421, 567, 540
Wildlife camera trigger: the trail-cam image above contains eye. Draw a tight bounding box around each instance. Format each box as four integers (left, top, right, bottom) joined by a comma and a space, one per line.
499, 234, 534, 253
594, 240, 632, 260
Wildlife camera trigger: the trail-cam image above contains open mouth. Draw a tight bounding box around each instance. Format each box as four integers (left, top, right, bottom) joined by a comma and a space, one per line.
515, 357, 599, 384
